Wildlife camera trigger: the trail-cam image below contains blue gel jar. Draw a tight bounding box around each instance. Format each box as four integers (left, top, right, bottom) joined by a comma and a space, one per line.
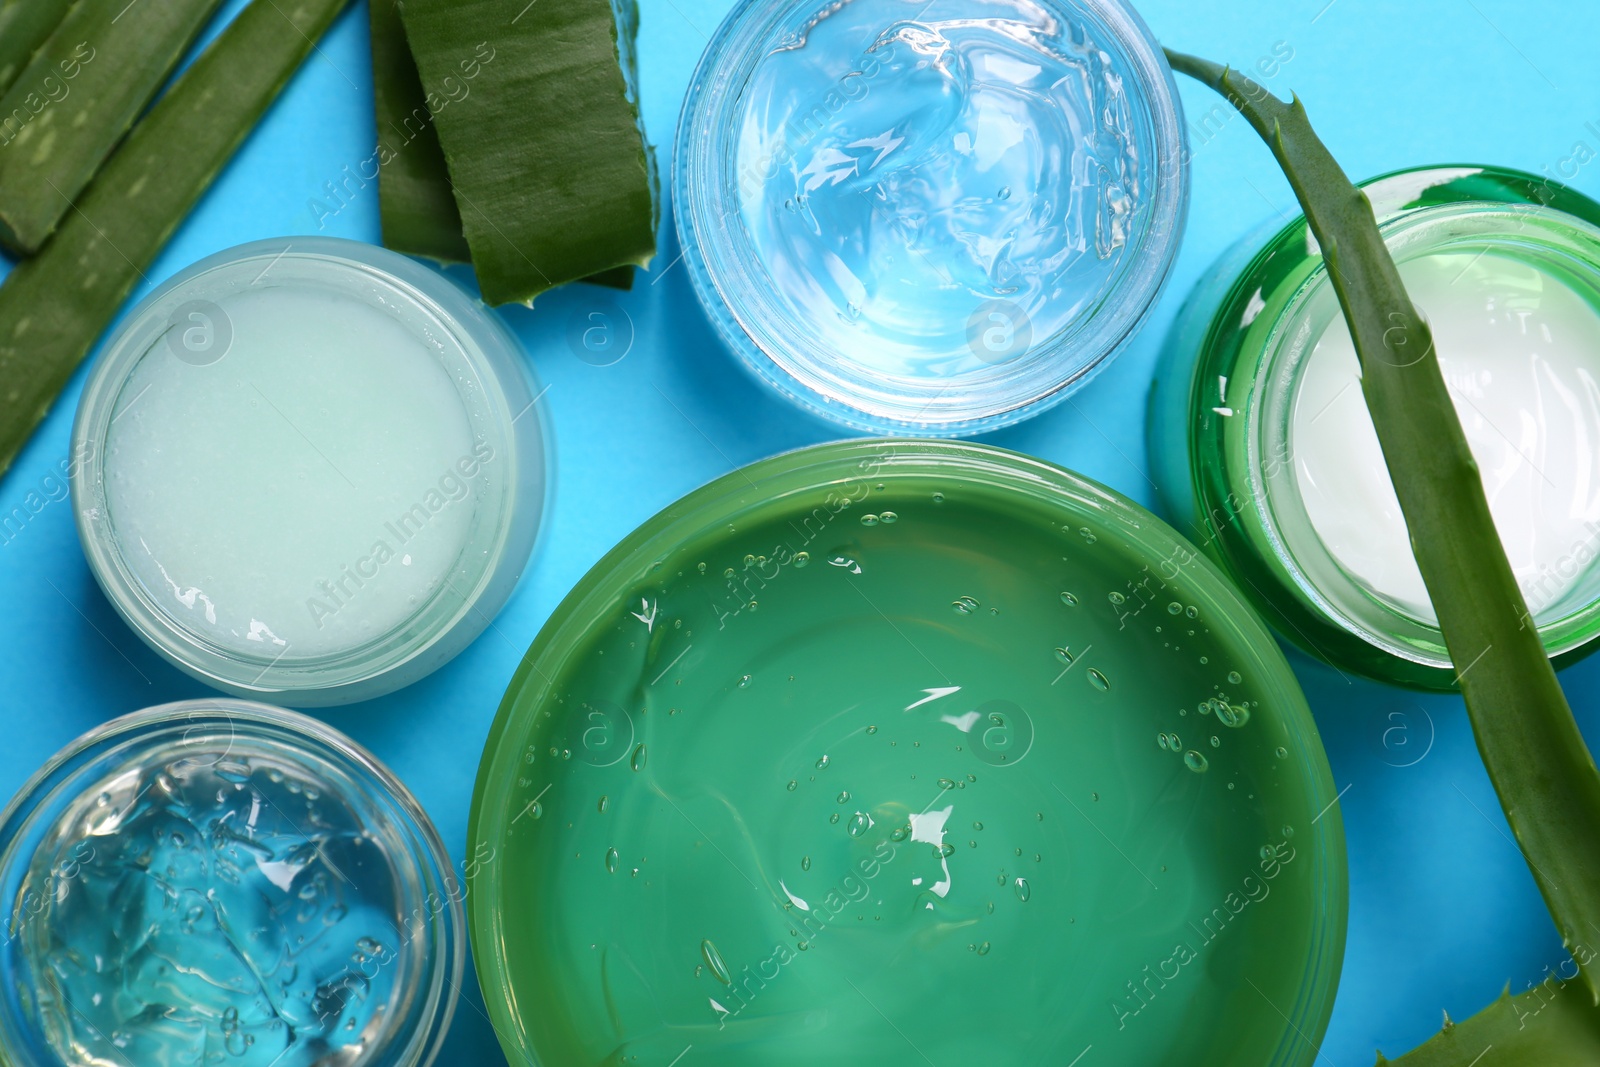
0, 700, 463, 1066
675, 0, 1188, 436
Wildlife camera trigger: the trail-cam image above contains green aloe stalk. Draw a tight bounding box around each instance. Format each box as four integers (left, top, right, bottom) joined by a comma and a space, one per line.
0, 0, 72, 96
0, 0, 353, 479
1164, 49, 1600, 1004
1379, 981, 1600, 1065
0, 0, 225, 253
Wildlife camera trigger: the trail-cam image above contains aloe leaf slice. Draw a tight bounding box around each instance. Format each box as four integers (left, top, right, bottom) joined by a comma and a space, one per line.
0, 0, 73, 96
398, 0, 655, 305
1378, 982, 1600, 1065
369, 0, 471, 263
0, 0, 353, 479
1165, 48, 1600, 1002
0, 0, 225, 253
369, 0, 634, 294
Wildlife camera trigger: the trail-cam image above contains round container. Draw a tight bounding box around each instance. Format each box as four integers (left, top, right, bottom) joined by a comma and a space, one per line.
469, 440, 1345, 1066
1149, 165, 1600, 689
0, 699, 463, 1066
72, 237, 548, 705
675, 0, 1188, 437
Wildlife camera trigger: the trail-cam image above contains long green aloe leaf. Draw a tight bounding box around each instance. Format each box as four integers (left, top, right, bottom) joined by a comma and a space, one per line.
367, 0, 632, 290
0, 0, 352, 479
368, 0, 471, 263
1379, 982, 1600, 1065
1165, 49, 1600, 1002
0, 0, 72, 96
398, 0, 655, 305
0, 0, 225, 253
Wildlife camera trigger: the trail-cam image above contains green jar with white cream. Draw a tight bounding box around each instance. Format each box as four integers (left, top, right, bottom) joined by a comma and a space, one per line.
72, 237, 548, 705
1149, 165, 1600, 689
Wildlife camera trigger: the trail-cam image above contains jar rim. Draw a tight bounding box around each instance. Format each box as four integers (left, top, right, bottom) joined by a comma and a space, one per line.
673, 0, 1189, 436
70, 237, 547, 704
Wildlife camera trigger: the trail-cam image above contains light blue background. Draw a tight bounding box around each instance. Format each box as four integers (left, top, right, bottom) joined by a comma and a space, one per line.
1, 0, 1597, 1062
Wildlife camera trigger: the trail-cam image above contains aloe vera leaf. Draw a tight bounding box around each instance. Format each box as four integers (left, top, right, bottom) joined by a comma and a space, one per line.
585, 265, 634, 290
398, 0, 655, 306
0, 0, 225, 253
0, 0, 352, 479
368, 0, 632, 292
0, 0, 72, 96
1165, 48, 1600, 1001
1377, 984, 1600, 1065
369, 0, 470, 263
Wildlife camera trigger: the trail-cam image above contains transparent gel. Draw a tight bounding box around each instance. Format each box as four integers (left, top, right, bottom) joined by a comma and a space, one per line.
0, 702, 462, 1067
737, 0, 1142, 379
23, 742, 406, 1066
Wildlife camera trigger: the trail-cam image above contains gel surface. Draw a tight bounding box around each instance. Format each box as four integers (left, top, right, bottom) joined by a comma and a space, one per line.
103, 272, 483, 662
17, 741, 414, 1065
488, 474, 1335, 1066
736, 0, 1144, 378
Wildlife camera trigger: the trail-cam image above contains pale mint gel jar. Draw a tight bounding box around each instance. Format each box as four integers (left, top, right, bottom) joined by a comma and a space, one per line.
1149, 166, 1600, 689
0, 699, 463, 1067
676, 0, 1188, 436
72, 238, 549, 705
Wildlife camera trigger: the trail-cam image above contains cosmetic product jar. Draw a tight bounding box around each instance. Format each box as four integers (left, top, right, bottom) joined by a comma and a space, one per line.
0, 699, 463, 1066
1149, 165, 1600, 688
469, 439, 1345, 1066
72, 237, 548, 705
675, 0, 1188, 437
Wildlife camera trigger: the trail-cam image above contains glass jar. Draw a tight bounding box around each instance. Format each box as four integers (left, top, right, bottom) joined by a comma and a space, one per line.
0, 699, 464, 1066
470, 439, 1345, 1066
72, 237, 549, 705
1149, 165, 1600, 688
675, 0, 1188, 437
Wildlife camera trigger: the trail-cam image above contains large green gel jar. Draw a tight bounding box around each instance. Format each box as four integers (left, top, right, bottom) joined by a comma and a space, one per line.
469, 441, 1345, 1066
1149, 165, 1600, 689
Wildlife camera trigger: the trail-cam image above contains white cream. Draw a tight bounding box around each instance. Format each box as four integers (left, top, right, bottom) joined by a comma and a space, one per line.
1290, 249, 1600, 625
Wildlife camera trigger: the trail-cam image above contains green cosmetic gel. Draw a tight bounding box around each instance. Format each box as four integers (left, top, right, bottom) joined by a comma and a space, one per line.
470, 442, 1345, 1066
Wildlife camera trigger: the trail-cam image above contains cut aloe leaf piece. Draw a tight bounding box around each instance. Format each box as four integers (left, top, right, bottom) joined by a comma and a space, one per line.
0, 0, 72, 96
369, 0, 633, 293
0, 0, 352, 478
399, 0, 655, 305
369, 0, 470, 263
0, 0, 225, 253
